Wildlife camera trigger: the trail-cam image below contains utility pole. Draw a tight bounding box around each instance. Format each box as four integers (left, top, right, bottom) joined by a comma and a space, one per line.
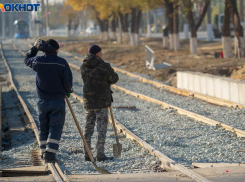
207, 2, 212, 41
2, 0, 5, 40
45, 0, 49, 36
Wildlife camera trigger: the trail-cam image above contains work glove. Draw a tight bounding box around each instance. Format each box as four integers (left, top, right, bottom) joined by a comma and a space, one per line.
34, 38, 43, 49
66, 92, 70, 98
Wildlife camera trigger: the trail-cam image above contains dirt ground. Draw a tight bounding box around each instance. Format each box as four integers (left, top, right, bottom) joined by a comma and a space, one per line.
60, 37, 245, 87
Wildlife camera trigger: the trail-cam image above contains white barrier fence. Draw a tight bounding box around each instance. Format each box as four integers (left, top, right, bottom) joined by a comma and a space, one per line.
177, 71, 245, 105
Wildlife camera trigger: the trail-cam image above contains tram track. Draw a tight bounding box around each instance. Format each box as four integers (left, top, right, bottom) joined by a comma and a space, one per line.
10, 40, 212, 181
10, 40, 245, 181
23, 41, 245, 135
21, 40, 245, 138
57, 50, 245, 138
4, 41, 170, 176
0, 41, 69, 182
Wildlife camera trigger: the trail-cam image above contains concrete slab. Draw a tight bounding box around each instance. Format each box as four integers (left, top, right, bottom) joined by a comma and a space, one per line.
193, 73, 201, 93
68, 172, 193, 182
221, 78, 231, 101
200, 74, 207, 95
213, 77, 222, 99
206, 75, 214, 97
194, 166, 245, 182
177, 71, 183, 89
230, 80, 240, 103
187, 72, 194, 91
238, 82, 245, 105
182, 72, 188, 90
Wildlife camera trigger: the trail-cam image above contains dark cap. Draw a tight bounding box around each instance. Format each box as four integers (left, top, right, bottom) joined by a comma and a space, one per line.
47, 39, 59, 50
88, 45, 101, 55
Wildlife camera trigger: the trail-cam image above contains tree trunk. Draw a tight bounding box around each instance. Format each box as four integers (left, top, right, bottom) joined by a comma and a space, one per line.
183, 0, 210, 54
134, 8, 142, 46
228, 0, 244, 57
73, 18, 79, 37
173, 3, 180, 51
119, 13, 129, 44
207, 2, 212, 41
111, 16, 117, 41
222, 0, 233, 58
103, 20, 109, 41
163, 4, 169, 48
117, 17, 122, 44
130, 8, 136, 46
167, 1, 174, 50
186, 3, 198, 54
67, 17, 72, 38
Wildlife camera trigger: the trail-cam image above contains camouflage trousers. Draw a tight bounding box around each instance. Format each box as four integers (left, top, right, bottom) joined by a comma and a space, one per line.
84, 108, 108, 158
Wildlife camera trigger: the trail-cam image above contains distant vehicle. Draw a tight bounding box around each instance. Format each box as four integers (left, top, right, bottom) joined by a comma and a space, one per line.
14, 20, 29, 39
85, 27, 96, 35
213, 14, 234, 38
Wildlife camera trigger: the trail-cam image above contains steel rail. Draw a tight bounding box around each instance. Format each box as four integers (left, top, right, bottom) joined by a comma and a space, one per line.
71, 93, 210, 182
1, 41, 69, 182
67, 62, 245, 138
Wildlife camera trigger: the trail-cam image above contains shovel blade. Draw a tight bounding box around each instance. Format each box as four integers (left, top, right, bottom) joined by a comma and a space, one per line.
113, 143, 122, 158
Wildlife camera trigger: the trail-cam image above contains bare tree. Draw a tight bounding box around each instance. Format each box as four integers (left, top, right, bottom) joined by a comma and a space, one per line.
228, 0, 244, 57
182, 0, 210, 54
222, 0, 233, 58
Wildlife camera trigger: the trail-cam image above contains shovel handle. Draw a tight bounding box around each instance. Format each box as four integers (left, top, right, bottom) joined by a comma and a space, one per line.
109, 106, 120, 144
65, 96, 95, 162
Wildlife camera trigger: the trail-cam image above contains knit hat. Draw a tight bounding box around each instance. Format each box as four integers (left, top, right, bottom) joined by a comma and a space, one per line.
88, 45, 101, 55
47, 39, 59, 50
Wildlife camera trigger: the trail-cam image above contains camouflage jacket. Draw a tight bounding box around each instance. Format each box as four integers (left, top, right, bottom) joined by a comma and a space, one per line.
81, 53, 119, 109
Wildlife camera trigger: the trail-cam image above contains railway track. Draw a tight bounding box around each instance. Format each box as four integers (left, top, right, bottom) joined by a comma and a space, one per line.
0, 42, 69, 182
9, 40, 245, 181
53, 47, 245, 138
9, 40, 211, 181
34, 39, 244, 109
22, 40, 245, 136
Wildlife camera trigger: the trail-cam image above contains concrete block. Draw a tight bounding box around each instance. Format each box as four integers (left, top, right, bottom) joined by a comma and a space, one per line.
193, 73, 201, 93
230, 80, 239, 103
182, 72, 188, 90
188, 72, 195, 91
206, 75, 215, 97
238, 81, 245, 104
214, 76, 222, 99
200, 74, 207, 95
221, 78, 231, 101
177, 71, 183, 89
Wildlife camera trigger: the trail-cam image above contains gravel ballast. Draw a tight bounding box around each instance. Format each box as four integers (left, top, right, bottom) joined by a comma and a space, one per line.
9, 41, 245, 174
5, 41, 161, 174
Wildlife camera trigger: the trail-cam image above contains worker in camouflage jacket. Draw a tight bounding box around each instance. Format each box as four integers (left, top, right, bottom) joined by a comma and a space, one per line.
81, 45, 119, 162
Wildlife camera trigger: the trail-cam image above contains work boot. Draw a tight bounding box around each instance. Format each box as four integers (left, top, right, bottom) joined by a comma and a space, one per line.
84, 156, 96, 162
44, 152, 60, 163
96, 155, 114, 162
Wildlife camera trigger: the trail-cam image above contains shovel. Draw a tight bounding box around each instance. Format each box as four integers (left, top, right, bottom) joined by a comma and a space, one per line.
109, 106, 122, 158
65, 96, 111, 174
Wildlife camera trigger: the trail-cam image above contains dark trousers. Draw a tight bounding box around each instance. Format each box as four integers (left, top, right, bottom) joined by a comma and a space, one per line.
37, 99, 65, 154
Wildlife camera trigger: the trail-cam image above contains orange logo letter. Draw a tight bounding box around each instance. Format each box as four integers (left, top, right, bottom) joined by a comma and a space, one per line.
0, 4, 5, 12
